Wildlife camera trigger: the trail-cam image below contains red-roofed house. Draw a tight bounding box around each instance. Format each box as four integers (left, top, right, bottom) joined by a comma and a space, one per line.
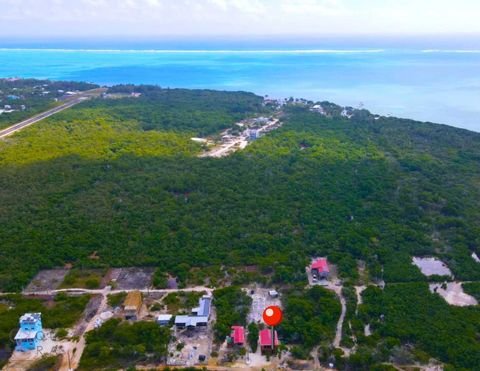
259, 329, 279, 353
229, 326, 245, 347
311, 258, 330, 279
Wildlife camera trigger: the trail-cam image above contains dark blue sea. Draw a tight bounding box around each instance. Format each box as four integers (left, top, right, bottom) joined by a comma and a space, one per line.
1, 38, 479, 131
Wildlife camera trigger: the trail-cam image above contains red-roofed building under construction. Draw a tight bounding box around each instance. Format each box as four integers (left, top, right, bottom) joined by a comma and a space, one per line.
311, 258, 330, 280
259, 329, 279, 353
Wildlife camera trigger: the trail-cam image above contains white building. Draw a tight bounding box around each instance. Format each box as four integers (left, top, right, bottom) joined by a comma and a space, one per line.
157, 314, 173, 326
174, 295, 212, 328
310, 104, 325, 115
268, 290, 279, 298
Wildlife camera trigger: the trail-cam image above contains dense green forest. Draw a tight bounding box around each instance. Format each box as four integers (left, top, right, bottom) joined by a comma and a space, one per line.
359, 283, 480, 370
88, 84, 266, 136
462, 282, 480, 301
79, 319, 171, 370
280, 286, 341, 356
1, 94, 479, 291
1, 83, 480, 369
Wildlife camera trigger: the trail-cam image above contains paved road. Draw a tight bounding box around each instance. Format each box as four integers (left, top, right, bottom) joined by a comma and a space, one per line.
0, 88, 106, 139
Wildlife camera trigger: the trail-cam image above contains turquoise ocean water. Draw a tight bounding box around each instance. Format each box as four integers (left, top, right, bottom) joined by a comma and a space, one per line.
1, 43, 479, 131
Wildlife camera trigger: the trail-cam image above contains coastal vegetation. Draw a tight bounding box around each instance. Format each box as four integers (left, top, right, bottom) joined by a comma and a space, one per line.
1, 83, 480, 369
85, 84, 266, 136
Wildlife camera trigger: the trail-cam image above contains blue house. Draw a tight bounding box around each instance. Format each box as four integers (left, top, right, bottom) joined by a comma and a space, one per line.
14, 313, 43, 351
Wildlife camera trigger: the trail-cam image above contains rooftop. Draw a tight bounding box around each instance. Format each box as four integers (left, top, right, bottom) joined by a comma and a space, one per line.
259, 329, 279, 347
231, 326, 245, 344
311, 258, 329, 273
192, 295, 212, 317
19, 313, 41, 324
124, 291, 142, 311
15, 329, 39, 340
175, 315, 208, 327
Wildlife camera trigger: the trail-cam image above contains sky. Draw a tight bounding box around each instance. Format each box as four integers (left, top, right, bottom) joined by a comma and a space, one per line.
1, 0, 480, 39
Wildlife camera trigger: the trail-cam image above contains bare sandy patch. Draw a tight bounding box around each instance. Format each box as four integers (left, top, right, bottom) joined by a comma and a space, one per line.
412, 257, 453, 277
430, 282, 478, 306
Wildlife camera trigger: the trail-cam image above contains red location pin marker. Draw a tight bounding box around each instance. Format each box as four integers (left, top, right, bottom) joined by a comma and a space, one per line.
262, 305, 283, 327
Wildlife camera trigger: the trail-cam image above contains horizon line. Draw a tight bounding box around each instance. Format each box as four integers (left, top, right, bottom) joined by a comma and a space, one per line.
1, 48, 480, 54
0, 48, 388, 54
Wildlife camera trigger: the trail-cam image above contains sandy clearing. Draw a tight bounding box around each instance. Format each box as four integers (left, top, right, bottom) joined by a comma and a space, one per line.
412, 257, 453, 277
430, 282, 478, 306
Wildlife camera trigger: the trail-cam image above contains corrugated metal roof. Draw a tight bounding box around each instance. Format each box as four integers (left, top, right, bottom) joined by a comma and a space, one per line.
19, 313, 41, 323
192, 295, 212, 317
175, 315, 208, 327
231, 326, 245, 344
198, 296, 211, 317
259, 329, 279, 347
311, 258, 329, 272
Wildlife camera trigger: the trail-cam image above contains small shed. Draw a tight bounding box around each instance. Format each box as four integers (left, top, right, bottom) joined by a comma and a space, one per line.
229, 326, 245, 347
268, 290, 279, 298
157, 314, 173, 326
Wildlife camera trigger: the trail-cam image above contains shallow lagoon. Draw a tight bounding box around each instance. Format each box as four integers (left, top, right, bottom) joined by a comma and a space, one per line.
1, 47, 480, 131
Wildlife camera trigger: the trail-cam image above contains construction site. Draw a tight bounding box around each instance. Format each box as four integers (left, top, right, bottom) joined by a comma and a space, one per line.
1, 266, 295, 370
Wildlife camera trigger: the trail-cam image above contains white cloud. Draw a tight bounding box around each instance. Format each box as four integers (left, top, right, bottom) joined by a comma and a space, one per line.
0, 0, 479, 37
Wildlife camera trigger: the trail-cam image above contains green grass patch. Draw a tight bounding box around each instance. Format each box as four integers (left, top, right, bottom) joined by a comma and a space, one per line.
107, 292, 127, 308
161, 291, 205, 314
60, 269, 105, 289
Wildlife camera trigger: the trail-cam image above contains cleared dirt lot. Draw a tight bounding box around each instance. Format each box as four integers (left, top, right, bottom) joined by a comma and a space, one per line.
109, 267, 155, 290
168, 327, 212, 367
412, 257, 453, 277
246, 287, 282, 324
430, 282, 478, 306
24, 269, 69, 293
